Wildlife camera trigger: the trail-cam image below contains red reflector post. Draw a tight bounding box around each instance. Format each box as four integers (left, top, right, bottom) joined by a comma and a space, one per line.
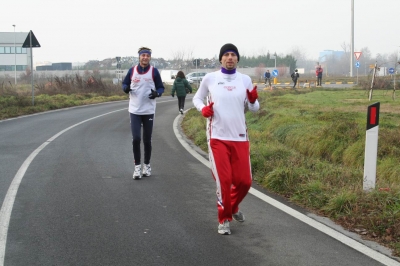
366, 102, 380, 130
369, 107, 376, 125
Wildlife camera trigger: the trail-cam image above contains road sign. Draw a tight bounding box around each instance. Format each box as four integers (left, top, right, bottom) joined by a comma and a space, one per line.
272, 69, 278, 77
354, 52, 362, 60
389, 68, 395, 74
22, 30, 41, 48
355, 61, 360, 68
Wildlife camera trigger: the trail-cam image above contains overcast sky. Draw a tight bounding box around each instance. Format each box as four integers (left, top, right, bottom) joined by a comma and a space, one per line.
1, 0, 399, 64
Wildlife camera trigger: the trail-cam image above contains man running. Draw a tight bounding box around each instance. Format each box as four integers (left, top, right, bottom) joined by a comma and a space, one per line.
193, 43, 260, 235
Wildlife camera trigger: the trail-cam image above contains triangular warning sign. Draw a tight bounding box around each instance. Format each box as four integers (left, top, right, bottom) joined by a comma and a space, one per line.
354, 52, 362, 61
22, 30, 41, 48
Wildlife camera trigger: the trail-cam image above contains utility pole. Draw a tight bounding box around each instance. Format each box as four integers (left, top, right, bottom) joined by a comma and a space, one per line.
350, 0, 354, 77
13, 24, 17, 84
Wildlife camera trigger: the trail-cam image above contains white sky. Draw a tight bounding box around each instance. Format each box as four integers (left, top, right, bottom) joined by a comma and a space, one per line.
1, 0, 399, 64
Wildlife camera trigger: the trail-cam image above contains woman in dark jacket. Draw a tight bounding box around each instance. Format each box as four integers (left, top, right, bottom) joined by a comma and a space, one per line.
171, 71, 193, 114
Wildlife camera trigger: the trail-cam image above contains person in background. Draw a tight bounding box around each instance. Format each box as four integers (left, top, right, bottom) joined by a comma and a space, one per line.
171, 71, 192, 114
122, 46, 164, 180
193, 43, 260, 235
316, 65, 323, 86
291, 69, 299, 89
264, 70, 271, 87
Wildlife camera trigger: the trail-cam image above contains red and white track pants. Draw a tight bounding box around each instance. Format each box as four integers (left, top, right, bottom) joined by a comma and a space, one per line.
209, 139, 252, 223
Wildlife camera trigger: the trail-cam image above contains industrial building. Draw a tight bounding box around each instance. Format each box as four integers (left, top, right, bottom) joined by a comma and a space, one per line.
36, 62, 72, 71
0, 32, 31, 71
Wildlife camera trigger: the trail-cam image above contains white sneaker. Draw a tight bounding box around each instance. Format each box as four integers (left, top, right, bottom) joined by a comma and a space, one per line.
133, 165, 142, 180
218, 220, 231, 235
142, 164, 151, 177
179, 109, 183, 114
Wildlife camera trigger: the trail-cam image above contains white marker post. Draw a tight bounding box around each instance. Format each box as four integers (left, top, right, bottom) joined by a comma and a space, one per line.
363, 102, 380, 191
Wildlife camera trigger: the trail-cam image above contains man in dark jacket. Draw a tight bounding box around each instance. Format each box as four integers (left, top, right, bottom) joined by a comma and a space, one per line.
171, 71, 193, 114
291, 69, 299, 89
264, 70, 271, 87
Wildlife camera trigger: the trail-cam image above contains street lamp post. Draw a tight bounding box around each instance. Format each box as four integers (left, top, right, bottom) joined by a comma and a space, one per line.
350, 0, 354, 77
12, 24, 16, 84
270, 55, 276, 69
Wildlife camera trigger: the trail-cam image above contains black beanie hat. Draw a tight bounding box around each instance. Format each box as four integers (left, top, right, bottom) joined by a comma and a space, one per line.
219, 43, 240, 62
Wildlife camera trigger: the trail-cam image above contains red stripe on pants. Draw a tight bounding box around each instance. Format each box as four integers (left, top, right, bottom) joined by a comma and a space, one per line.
209, 139, 252, 223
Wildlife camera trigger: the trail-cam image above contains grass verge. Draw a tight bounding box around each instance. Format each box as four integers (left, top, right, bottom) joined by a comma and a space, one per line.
182, 87, 400, 257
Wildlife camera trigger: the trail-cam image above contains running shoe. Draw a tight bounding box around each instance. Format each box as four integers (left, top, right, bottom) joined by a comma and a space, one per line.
218, 220, 231, 235
232, 210, 245, 222
133, 165, 142, 180
142, 164, 151, 177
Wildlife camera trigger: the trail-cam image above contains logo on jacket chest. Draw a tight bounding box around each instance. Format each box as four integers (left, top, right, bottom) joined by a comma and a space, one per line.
132, 76, 141, 83
132, 76, 152, 83
224, 85, 236, 91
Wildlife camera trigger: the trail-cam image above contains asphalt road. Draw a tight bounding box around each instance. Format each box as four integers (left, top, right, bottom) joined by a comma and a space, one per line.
0, 95, 399, 266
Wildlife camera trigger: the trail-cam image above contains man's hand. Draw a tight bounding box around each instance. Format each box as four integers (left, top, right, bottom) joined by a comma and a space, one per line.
201, 102, 214, 118
246, 86, 258, 104
122, 85, 131, 94
148, 89, 159, 99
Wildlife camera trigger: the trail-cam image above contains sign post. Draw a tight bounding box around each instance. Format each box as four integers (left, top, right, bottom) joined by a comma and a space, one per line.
389, 67, 395, 91
272, 69, 279, 84
22, 30, 41, 106
354, 52, 362, 84
355, 61, 360, 84
363, 102, 380, 191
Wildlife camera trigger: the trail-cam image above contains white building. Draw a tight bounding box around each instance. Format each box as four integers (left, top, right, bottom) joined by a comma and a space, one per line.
0, 32, 30, 71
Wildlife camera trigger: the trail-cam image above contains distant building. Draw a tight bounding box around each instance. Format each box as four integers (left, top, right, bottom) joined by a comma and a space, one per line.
36, 63, 72, 71
318, 50, 344, 63
0, 32, 30, 71
52, 62, 72, 70
36, 65, 53, 71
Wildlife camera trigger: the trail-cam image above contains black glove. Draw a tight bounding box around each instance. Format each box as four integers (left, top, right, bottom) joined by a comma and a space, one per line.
148, 89, 159, 99
122, 85, 131, 94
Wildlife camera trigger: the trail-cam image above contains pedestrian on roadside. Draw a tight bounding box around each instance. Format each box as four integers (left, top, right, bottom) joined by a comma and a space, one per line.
171, 71, 192, 114
291, 69, 299, 89
193, 43, 260, 235
316, 65, 323, 86
264, 70, 271, 87
122, 46, 165, 180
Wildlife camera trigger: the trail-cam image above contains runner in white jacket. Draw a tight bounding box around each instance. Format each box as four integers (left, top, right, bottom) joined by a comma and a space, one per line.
192, 43, 260, 235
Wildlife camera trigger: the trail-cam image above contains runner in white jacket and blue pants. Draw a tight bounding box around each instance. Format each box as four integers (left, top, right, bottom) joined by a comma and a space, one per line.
122, 47, 164, 180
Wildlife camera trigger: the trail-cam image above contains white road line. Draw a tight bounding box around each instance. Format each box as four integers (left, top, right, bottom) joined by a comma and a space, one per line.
0, 108, 125, 266
173, 112, 400, 266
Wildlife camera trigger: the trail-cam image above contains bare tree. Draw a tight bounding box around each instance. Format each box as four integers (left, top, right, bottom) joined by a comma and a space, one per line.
290, 46, 308, 72
341, 42, 351, 54
290, 46, 307, 62
170, 47, 195, 73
